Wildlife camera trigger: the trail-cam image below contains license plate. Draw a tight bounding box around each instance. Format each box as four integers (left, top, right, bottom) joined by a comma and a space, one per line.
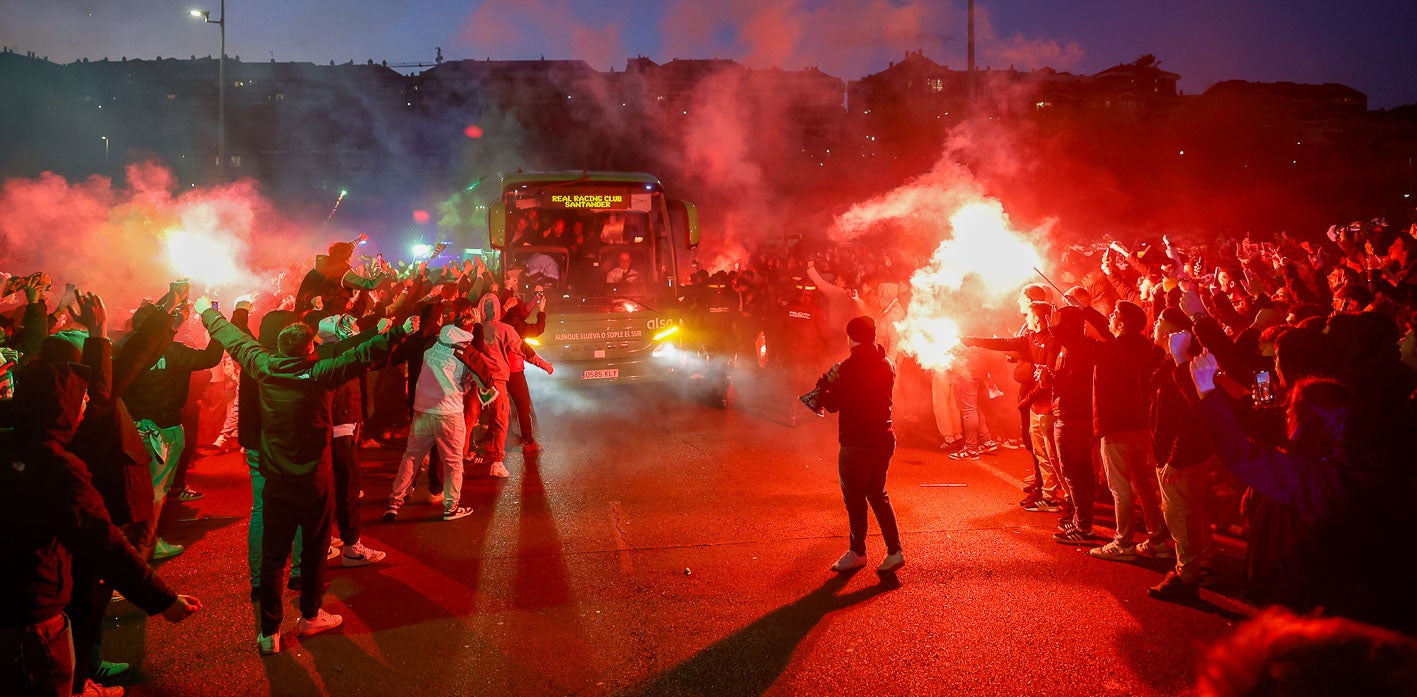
582, 369, 619, 380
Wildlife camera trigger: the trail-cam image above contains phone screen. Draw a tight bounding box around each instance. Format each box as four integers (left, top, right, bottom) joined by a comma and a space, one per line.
1254, 370, 1277, 406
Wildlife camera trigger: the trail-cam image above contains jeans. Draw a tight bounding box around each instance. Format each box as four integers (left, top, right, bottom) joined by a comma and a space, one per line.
838, 443, 902, 556
331, 433, 362, 546
389, 411, 466, 513
259, 470, 334, 636
953, 375, 991, 448
0, 613, 73, 697
1027, 411, 1062, 500
247, 449, 301, 589
1159, 458, 1213, 583
1054, 418, 1095, 531
1100, 429, 1170, 546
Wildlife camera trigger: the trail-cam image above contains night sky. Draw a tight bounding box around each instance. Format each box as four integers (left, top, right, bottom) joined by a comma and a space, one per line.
1, 1, 1415, 108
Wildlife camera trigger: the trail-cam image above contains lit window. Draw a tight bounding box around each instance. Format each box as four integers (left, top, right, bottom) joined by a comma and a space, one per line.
275, 93, 285, 100
166, 93, 177, 100
229, 155, 241, 167
928, 78, 943, 92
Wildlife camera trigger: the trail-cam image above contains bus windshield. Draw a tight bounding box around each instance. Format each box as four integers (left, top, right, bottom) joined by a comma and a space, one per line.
502, 186, 668, 308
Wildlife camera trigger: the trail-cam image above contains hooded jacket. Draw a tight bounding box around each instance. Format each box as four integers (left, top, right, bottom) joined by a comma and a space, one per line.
235, 309, 298, 451
475, 293, 523, 383
413, 324, 478, 415
1, 361, 176, 626
202, 309, 407, 479
817, 342, 895, 448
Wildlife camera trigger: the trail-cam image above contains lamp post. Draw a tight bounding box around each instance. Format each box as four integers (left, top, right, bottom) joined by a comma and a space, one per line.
190, 1, 225, 179
99, 135, 109, 172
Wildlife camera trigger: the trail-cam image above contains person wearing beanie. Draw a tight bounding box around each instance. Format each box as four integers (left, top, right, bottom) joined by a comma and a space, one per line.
814, 316, 904, 574
196, 297, 415, 656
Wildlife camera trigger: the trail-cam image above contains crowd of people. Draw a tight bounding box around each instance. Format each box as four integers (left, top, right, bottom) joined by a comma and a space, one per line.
3, 213, 1416, 694
675, 217, 1417, 633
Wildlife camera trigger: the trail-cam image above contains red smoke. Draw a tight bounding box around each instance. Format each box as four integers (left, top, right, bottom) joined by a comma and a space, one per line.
0, 162, 329, 317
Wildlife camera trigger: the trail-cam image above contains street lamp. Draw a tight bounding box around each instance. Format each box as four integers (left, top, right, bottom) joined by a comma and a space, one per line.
99, 135, 109, 171
189, 2, 225, 179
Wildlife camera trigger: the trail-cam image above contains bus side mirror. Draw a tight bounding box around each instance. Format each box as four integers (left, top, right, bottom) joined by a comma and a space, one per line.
668, 200, 699, 249
488, 201, 506, 248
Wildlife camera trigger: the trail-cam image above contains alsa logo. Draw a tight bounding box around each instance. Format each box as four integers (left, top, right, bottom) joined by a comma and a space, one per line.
645, 318, 679, 330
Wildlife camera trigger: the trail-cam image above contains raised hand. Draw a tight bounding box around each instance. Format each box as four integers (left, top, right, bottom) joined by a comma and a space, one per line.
1188, 350, 1220, 395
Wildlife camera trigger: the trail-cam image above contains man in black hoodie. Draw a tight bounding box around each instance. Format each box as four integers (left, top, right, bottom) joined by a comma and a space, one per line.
196, 297, 414, 655
0, 340, 201, 696
816, 316, 904, 575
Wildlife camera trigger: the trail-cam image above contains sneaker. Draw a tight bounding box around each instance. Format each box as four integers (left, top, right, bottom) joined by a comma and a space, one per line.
295, 609, 343, 637
110, 590, 125, 603
979, 439, 1000, 454
426, 491, 444, 506
382, 507, 398, 522
1056, 517, 1077, 533
877, 551, 905, 573
151, 538, 185, 560
948, 448, 981, 461
1000, 438, 1024, 450
326, 545, 340, 561
1089, 541, 1138, 561
342, 541, 387, 567
938, 436, 963, 453
1148, 571, 1200, 602
522, 440, 542, 453
174, 485, 204, 502
489, 462, 510, 478
443, 506, 474, 521
1136, 540, 1175, 559
1024, 498, 1062, 513
831, 550, 867, 572
79, 679, 123, 696
93, 660, 130, 680
257, 632, 281, 655
1053, 527, 1101, 545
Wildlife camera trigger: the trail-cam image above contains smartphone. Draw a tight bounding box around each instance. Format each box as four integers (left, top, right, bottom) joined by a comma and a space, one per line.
210, 300, 220, 311
1253, 370, 1278, 406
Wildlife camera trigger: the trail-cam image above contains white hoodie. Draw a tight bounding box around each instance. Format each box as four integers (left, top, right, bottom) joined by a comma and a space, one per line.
413, 324, 476, 415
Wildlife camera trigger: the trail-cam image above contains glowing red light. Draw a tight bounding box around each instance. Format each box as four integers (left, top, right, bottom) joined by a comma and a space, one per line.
412, 209, 431, 224
463, 125, 484, 139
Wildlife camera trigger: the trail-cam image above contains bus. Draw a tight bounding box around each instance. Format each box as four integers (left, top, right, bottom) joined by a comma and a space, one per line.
486, 171, 700, 384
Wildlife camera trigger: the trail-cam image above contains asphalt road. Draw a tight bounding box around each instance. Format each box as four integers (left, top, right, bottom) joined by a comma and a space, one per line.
106, 373, 1252, 696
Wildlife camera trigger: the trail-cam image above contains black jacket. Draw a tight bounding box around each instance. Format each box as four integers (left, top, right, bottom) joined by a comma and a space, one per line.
202, 309, 405, 479
122, 335, 224, 427
818, 342, 895, 448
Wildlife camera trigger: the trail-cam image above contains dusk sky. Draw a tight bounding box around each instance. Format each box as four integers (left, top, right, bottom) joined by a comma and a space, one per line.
2, 1, 1415, 108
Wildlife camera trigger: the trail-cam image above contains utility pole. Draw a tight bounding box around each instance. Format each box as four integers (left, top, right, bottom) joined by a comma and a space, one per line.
967, 0, 976, 107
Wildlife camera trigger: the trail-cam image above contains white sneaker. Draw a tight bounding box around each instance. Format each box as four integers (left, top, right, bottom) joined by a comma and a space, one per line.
426, 491, 445, 506
1136, 540, 1175, 559
831, 550, 867, 572
295, 609, 343, 637
1089, 540, 1138, 562
257, 632, 281, 655
443, 506, 474, 521
877, 551, 905, 573
341, 541, 387, 567
489, 462, 510, 478
326, 545, 340, 560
